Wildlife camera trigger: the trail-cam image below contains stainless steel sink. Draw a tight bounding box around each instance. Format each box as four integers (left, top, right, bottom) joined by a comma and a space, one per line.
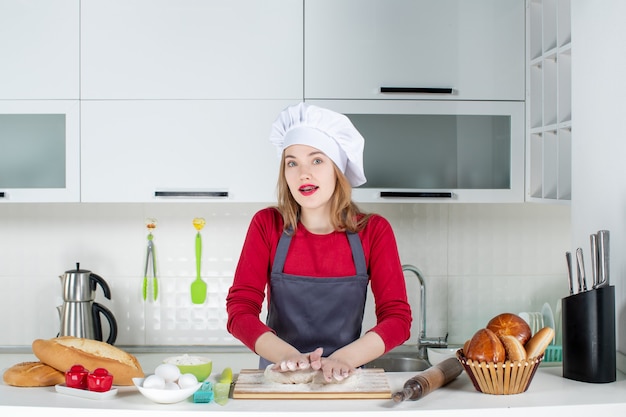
362, 351, 431, 372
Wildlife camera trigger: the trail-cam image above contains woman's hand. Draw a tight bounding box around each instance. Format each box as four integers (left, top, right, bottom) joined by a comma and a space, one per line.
272, 347, 324, 372
319, 355, 356, 383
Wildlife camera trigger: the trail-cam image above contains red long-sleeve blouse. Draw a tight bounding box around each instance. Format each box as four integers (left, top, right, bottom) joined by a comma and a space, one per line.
226, 207, 412, 354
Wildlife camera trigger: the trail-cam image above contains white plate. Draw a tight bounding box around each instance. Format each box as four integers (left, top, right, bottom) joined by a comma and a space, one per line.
518, 312, 531, 327
542, 302, 556, 343
554, 299, 562, 345
55, 384, 118, 400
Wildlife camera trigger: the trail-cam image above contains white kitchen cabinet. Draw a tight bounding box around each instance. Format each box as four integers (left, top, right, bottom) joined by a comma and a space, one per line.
305, 0, 525, 101
80, 0, 302, 100
0, 0, 79, 99
526, 0, 571, 202
309, 100, 525, 203
80, 100, 293, 203
0, 101, 80, 202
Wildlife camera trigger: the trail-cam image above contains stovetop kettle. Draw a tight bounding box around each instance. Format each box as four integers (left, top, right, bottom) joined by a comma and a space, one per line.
57, 263, 118, 344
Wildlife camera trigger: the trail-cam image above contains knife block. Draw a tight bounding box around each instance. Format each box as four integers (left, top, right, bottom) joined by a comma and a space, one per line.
561, 285, 616, 383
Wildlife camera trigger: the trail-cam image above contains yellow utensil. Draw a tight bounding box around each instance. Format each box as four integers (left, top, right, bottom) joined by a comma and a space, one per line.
213, 382, 230, 406
213, 367, 232, 405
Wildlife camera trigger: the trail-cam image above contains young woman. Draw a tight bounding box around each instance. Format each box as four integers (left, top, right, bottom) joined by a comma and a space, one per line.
226, 103, 412, 382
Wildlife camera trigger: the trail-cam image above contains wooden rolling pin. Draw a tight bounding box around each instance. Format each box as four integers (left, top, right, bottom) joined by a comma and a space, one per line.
392, 357, 463, 402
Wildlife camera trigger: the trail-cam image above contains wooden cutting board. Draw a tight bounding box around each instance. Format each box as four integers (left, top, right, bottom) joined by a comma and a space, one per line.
233, 368, 391, 399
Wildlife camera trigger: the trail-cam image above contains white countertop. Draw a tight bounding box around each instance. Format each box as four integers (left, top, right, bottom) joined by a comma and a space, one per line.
2, 352, 626, 416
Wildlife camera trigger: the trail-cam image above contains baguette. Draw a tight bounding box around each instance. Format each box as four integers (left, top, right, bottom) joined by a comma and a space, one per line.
32, 336, 144, 385
2, 361, 65, 387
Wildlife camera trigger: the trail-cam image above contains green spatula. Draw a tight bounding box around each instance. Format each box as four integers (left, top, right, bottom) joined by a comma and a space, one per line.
191, 218, 207, 304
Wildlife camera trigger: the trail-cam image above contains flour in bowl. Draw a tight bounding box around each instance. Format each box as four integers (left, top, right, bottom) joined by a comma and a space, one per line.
163, 354, 210, 366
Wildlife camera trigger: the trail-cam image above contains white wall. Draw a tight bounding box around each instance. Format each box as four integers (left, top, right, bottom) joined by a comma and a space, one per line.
572, 0, 626, 372
0, 202, 570, 349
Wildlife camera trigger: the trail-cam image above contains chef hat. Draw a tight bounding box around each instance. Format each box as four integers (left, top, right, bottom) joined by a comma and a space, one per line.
269, 102, 366, 187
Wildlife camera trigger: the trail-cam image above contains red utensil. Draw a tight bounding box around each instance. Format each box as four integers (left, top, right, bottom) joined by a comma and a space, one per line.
87, 368, 114, 392
65, 364, 89, 389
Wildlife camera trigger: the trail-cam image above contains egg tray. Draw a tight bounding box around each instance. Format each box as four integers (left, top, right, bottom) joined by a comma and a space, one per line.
456, 349, 543, 395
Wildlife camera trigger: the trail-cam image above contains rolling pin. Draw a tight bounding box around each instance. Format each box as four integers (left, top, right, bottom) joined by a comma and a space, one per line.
392, 357, 463, 402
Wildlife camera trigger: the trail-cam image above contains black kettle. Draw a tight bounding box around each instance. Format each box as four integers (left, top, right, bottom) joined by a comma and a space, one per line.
57, 263, 118, 345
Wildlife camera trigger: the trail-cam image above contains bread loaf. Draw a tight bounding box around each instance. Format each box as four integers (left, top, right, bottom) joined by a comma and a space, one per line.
486, 313, 532, 345
465, 328, 506, 363
32, 336, 144, 385
524, 327, 555, 359
2, 361, 65, 387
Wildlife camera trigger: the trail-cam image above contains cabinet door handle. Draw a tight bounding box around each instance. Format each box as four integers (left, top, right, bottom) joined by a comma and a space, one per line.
380, 191, 453, 198
0, 192, 5, 198
380, 87, 454, 94
154, 191, 229, 198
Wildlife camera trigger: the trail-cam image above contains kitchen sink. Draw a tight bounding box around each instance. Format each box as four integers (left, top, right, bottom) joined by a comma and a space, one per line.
362, 351, 431, 372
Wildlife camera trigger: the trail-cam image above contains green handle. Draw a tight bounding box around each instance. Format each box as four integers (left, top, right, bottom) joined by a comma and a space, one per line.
195, 232, 202, 278
153, 277, 158, 300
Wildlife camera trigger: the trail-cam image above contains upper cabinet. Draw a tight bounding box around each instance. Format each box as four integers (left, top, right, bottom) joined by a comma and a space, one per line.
526, 0, 572, 203
0, 0, 79, 99
0, 100, 80, 202
78, 0, 303, 203
81, 100, 290, 203
309, 100, 525, 203
80, 0, 303, 100
304, 0, 525, 101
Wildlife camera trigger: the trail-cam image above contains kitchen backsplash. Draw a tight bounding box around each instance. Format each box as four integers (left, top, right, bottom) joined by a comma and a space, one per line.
0, 202, 570, 348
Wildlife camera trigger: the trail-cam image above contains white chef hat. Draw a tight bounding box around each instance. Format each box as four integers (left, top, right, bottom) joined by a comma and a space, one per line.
269, 102, 366, 187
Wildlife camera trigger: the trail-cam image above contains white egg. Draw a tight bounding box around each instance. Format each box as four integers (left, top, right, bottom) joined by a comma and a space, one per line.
155, 363, 181, 383
177, 373, 198, 389
164, 382, 180, 390
142, 374, 165, 389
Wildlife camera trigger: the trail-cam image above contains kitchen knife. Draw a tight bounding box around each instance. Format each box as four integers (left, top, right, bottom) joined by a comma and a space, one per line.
575, 248, 587, 292
565, 251, 574, 295
590, 234, 599, 289
597, 230, 610, 287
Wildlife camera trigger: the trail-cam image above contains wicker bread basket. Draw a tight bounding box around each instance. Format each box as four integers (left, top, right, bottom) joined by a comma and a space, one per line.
456, 349, 543, 395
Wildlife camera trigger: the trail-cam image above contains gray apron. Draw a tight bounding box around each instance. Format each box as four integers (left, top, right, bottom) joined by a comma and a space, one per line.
259, 230, 369, 368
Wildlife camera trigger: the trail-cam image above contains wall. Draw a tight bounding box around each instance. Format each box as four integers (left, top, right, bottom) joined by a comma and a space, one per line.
0, 202, 570, 348
572, 0, 626, 372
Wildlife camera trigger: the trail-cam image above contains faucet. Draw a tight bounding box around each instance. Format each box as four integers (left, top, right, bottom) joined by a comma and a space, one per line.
402, 264, 448, 360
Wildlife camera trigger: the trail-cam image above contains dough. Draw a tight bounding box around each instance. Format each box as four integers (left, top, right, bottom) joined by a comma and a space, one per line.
264, 364, 318, 384
263, 364, 355, 385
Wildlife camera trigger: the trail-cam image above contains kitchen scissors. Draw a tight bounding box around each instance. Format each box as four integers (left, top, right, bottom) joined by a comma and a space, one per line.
143, 218, 158, 301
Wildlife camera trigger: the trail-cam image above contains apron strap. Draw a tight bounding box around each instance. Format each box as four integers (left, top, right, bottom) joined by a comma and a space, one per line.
346, 232, 367, 276
271, 230, 292, 274
272, 229, 367, 275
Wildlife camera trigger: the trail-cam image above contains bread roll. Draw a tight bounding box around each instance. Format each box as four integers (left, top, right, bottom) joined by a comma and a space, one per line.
486, 313, 532, 345
462, 339, 471, 354
525, 327, 555, 359
2, 361, 65, 387
465, 328, 506, 363
32, 336, 143, 385
499, 335, 527, 361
